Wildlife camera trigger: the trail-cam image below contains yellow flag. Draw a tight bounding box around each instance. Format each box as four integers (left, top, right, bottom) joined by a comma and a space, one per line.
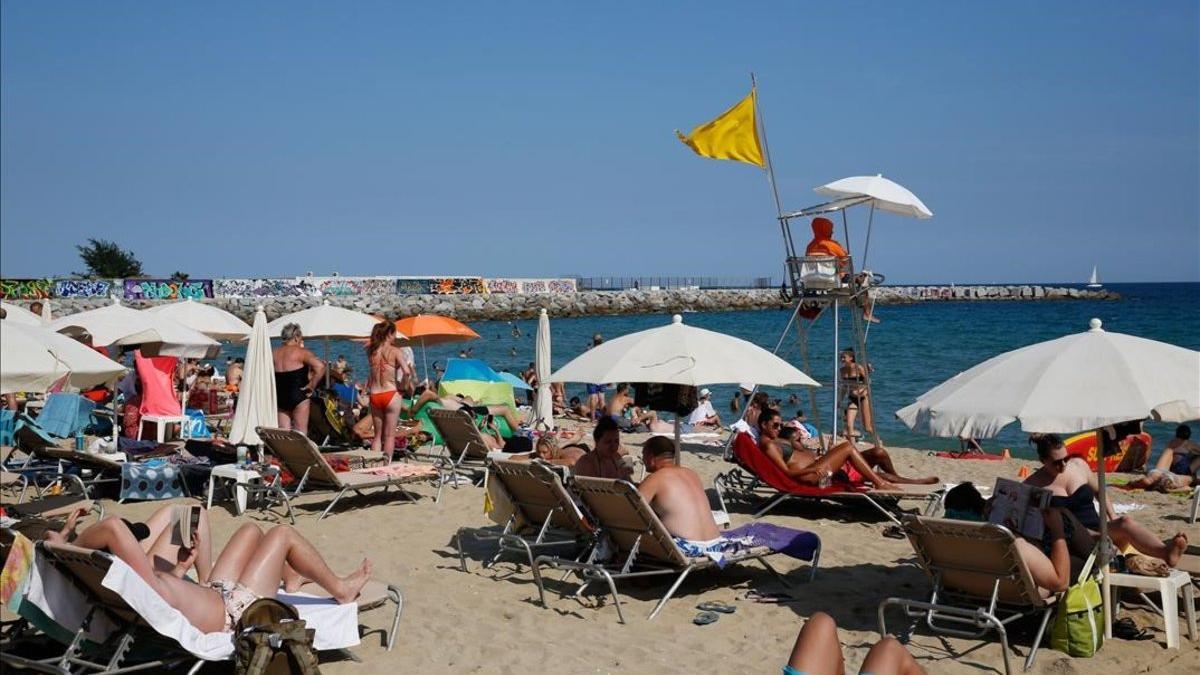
676, 88, 764, 168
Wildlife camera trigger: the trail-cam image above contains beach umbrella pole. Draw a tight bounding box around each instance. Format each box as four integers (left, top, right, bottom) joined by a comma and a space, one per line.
1098, 431, 1112, 640
674, 415, 682, 466
832, 299, 840, 443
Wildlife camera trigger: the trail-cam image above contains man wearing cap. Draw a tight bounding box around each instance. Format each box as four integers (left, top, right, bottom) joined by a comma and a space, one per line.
685, 388, 721, 429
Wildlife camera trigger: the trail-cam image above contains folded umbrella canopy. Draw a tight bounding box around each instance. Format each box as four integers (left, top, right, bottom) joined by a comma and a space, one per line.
145, 297, 251, 342
1, 320, 127, 394
229, 307, 278, 447
533, 308, 554, 430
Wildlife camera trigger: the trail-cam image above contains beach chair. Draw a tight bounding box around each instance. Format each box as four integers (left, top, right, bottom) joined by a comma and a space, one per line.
455, 459, 594, 573
5, 540, 404, 673
531, 476, 814, 623
10, 442, 127, 499
713, 432, 939, 524
257, 426, 443, 520
427, 408, 499, 485
1189, 485, 1199, 525
878, 516, 1058, 675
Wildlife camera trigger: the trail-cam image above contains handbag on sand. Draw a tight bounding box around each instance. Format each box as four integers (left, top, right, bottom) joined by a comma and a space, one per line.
234, 598, 321, 675
1049, 552, 1103, 657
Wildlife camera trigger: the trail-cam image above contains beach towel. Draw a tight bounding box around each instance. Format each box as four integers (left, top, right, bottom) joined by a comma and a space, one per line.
135, 351, 181, 417
672, 524, 819, 568
1, 530, 34, 610
120, 460, 187, 502
358, 462, 438, 479
184, 408, 211, 439
0, 408, 15, 446
36, 393, 95, 439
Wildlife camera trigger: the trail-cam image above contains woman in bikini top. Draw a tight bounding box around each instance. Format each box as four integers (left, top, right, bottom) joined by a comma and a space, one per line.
366, 320, 408, 465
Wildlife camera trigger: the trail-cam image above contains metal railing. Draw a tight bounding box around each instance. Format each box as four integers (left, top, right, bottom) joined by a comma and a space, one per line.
574, 276, 775, 291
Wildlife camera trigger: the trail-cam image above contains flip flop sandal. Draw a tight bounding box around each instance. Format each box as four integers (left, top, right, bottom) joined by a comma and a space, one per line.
743, 590, 797, 604
1113, 617, 1151, 641
882, 525, 906, 539
696, 601, 736, 614
693, 611, 719, 626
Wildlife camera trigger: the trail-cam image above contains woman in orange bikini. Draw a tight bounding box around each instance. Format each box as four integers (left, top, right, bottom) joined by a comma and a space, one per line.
366, 321, 411, 464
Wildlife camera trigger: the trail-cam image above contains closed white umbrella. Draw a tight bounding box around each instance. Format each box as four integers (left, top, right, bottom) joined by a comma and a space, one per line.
1, 321, 127, 394
813, 174, 933, 219
550, 314, 819, 388
551, 314, 819, 460
533, 308, 554, 430
229, 306, 278, 446
145, 297, 251, 341
50, 298, 220, 358
895, 318, 1200, 644
267, 300, 387, 387
41, 300, 52, 322
1, 302, 45, 326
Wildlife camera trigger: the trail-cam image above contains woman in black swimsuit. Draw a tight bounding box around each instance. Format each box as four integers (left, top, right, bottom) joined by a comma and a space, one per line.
272, 323, 325, 437
1023, 434, 1188, 567
839, 348, 874, 441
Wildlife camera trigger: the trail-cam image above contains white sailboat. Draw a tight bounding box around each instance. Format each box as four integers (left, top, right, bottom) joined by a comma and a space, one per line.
1086, 265, 1102, 288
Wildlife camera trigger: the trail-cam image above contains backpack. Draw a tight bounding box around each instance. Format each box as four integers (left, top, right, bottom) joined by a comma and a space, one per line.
234, 597, 321, 675
307, 390, 352, 446
1049, 552, 1103, 657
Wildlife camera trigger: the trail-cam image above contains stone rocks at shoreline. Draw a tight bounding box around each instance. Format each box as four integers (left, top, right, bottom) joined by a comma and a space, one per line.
22, 285, 1120, 323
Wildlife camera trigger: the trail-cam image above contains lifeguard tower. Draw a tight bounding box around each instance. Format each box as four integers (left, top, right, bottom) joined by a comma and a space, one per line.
775, 175, 933, 448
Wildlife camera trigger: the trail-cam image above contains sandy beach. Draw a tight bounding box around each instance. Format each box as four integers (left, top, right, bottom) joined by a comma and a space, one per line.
87, 422, 1199, 675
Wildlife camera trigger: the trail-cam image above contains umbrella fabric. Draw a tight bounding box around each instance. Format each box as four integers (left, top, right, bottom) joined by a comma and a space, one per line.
549, 314, 819, 388
0, 321, 127, 394
49, 299, 220, 358
266, 301, 382, 339
41, 301, 52, 321
443, 358, 503, 383
394, 315, 478, 347
229, 307, 277, 446
814, 175, 933, 219
533, 309, 554, 429
497, 372, 532, 391
145, 298, 251, 341
896, 318, 1200, 439
1, 303, 45, 326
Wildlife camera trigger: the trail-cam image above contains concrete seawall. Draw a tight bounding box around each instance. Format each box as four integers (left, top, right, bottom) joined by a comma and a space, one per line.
18, 285, 1119, 323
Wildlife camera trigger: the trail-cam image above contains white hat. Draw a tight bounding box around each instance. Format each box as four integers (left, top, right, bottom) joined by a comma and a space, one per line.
738, 383, 754, 393
699, 388, 711, 398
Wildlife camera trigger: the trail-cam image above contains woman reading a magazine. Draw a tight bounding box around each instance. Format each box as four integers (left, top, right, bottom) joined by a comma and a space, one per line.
1024, 433, 1188, 567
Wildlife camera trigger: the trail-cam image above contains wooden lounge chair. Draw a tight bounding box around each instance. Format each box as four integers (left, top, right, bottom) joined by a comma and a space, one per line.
531, 476, 817, 623
713, 432, 940, 523
257, 426, 443, 520
878, 516, 1058, 675
455, 459, 594, 573
426, 408, 500, 486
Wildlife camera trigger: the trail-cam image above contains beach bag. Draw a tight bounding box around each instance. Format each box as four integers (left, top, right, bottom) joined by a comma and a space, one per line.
234, 598, 321, 675
1050, 552, 1103, 657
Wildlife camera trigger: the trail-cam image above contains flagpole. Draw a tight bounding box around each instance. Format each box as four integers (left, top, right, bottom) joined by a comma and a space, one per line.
751, 73, 794, 260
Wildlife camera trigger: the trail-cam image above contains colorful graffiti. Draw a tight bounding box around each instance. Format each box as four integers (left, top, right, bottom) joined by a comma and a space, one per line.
123, 279, 214, 300
482, 278, 577, 294
547, 279, 576, 293
214, 278, 317, 298
0, 279, 53, 300
55, 279, 114, 298
395, 277, 489, 295
313, 277, 396, 297
486, 279, 520, 294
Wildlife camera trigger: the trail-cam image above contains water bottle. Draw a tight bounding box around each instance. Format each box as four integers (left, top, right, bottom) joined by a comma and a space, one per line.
236, 445, 247, 467
818, 469, 832, 489
74, 430, 85, 452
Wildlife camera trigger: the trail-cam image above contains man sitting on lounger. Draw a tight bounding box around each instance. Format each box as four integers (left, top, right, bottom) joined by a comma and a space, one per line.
638, 436, 721, 542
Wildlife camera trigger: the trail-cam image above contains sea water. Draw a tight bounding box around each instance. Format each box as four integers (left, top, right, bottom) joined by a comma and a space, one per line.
221, 282, 1199, 460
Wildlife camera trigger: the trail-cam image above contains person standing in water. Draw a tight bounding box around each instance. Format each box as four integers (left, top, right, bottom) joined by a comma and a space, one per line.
273, 323, 325, 437
366, 321, 411, 464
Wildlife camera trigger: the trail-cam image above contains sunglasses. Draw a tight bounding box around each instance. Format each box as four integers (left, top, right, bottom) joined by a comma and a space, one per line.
1047, 457, 1070, 469
768, 422, 782, 429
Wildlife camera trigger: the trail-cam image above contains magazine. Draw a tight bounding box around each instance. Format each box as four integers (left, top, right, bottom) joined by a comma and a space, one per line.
170, 504, 200, 547
988, 478, 1053, 540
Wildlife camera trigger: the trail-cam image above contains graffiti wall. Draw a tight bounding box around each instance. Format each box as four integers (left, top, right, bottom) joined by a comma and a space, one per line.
484, 278, 577, 294
55, 279, 114, 298
214, 278, 317, 298
312, 277, 396, 297
0, 279, 54, 299
395, 277, 489, 295
123, 279, 214, 300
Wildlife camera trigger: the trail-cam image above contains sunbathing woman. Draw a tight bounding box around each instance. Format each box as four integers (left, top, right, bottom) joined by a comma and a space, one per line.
511, 434, 588, 468
757, 410, 901, 491
1125, 424, 1199, 492
784, 611, 926, 675
49, 518, 371, 633
1024, 433, 1188, 567
366, 321, 410, 464
407, 390, 524, 431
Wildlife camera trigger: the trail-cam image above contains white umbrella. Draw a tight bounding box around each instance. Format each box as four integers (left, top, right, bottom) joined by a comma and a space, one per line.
895, 318, 1200, 644
145, 297, 252, 341
551, 314, 819, 460
49, 298, 220, 358
0, 321, 127, 394
896, 319, 1199, 438
41, 300, 52, 322
533, 308, 554, 430
267, 300, 387, 387
1, 302, 45, 326
550, 314, 819, 388
229, 306, 278, 446
814, 174, 933, 219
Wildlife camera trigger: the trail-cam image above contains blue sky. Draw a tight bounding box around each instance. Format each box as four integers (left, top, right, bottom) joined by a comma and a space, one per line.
2, 1, 1197, 284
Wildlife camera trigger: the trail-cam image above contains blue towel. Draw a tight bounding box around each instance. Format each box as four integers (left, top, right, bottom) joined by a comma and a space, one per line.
184, 408, 211, 439
0, 409, 14, 446
36, 394, 95, 439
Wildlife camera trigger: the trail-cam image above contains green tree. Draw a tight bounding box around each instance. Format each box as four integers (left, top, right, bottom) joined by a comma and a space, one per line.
75, 238, 144, 278
170, 271, 190, 281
